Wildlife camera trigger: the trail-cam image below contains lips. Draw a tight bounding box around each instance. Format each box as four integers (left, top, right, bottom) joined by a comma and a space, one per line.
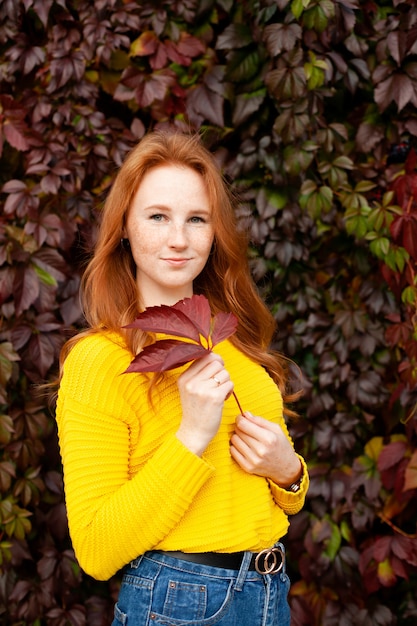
163, 258, 190, 266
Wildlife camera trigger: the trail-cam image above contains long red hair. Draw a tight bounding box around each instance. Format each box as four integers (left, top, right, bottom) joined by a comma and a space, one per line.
60, 131, 293, 398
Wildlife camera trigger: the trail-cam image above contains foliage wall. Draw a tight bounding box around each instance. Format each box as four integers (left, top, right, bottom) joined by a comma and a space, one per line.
1, 0, 417, 624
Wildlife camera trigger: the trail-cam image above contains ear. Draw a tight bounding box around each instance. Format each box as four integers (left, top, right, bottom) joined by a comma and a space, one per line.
121, 221, 129, 238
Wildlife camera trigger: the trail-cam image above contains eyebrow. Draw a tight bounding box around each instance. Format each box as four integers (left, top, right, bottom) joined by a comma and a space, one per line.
142, 205, 211, 216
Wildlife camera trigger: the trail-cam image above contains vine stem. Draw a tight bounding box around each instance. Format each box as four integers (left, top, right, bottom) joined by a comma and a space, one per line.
378, 512, 417, 539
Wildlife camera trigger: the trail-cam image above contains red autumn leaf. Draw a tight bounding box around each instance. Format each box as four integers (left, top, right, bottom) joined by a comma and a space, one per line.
176, 32, 206, 58
165, 33, 205, 66
391, 149, 417, 208
211, 312, 238, 345
125, 339, 209, 373
377, 440, 408, 472
404, 449, 417, 491
385, 316, 413, 348
125, 305, 202, 342
131, 31, 159, 57
373, 536, 391, 562
172, 294, 212, 339
3, 120, 30, 152
123, 295, 242, 411
390, 212, 417, 259
405, 146, 417, 174
125, 295, 237, 349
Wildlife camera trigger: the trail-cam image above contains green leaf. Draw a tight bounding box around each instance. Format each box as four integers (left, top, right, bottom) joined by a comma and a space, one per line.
325, 521, 342, 561
225, 48, 261, 82
345, 215, 369, 238
267, 189, 288, 211
32, 262, 58, 287
283, 144, 314, 175
291, 0, 311, 19
340, 186, 371, 211
332, 156, 355, 170
393, 247, 409, 273
300, 184, 333, 218
355, 180, 377, 193
303, 1, 335, 31
364, 437, 384, 462
401, 286, 417, 306
300, 179, 318, 195
0, 541, 12, 566
369, 236, 390, 258
5, 507, 32, 540
340, 519, 352, 543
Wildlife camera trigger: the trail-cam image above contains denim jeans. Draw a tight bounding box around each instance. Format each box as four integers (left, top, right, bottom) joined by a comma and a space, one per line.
112, 543, 291, 626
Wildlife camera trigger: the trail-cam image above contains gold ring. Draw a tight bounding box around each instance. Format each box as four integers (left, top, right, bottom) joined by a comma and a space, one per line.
213, 376, 221, 385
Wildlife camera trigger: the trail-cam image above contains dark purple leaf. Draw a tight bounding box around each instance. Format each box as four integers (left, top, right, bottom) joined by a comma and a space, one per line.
186, 82, 225, 127
27, 332, 56, 378
14, 266, 39, 316
216, 24, 253, 50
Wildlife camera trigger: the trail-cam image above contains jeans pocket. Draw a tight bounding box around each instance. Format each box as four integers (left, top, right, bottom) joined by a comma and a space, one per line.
162, 580, 207, 620
151, 575, 234, 624
112, 574, 154, 626
112, 602, 127, 626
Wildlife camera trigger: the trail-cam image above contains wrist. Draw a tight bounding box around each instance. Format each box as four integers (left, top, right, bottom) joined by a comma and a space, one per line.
175, 429, 207, 457
281, 461, 303, 492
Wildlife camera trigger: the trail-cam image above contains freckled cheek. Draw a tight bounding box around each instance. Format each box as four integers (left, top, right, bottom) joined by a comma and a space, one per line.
195, 232, 215, 257
129, 228, 166, 257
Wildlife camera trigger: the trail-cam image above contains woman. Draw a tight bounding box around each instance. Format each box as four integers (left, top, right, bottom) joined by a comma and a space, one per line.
56, 131, 309, 626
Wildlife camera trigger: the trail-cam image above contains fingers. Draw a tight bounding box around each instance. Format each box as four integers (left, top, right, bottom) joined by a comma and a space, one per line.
230, 430, 254, 460
234, 412, 280, 443
210, 369, 231, 387
176, 353, 234, 456
231, 412, 302, 484
180, 353, 231, 391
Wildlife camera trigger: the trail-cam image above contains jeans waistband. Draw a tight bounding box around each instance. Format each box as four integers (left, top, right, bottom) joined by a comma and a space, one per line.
154, 544, 285, 575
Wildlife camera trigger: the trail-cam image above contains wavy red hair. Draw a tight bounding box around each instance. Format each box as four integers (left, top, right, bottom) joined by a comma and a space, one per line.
60, 131, 293, 398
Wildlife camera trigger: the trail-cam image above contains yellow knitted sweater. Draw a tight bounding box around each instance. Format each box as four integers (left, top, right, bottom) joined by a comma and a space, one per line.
56, 331, 309, 581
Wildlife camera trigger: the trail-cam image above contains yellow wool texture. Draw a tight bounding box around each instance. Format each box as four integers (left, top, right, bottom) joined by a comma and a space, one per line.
56, 332, 308, 580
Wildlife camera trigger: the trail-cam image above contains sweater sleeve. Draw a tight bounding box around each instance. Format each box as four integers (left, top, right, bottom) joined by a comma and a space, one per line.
56, 334, 214, 581
267, 454, 309, 515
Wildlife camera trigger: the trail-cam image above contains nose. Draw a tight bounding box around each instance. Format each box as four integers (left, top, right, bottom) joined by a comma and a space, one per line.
168, 222, 187, 248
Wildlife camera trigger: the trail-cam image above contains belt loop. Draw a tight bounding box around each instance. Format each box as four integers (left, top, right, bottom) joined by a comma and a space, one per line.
129, 554, 144, 569
276, 541, 286, 575
234, 551, 253, 591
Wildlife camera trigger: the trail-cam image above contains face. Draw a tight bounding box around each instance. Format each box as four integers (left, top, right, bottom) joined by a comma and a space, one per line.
125, 164, 215, 308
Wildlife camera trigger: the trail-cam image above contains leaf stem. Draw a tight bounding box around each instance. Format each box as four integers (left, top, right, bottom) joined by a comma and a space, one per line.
233, 391, 244, 415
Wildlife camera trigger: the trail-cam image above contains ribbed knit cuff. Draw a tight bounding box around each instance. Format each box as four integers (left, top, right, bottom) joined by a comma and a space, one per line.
268, 455, 309, 516
151, 433, 215, 498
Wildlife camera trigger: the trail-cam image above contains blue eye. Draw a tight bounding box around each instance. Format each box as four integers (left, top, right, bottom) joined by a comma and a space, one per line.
150, 214, 164, 221
189, 216, 205, 223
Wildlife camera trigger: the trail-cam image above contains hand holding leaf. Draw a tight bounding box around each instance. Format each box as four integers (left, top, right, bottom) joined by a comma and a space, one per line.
123, 294, 243, 413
